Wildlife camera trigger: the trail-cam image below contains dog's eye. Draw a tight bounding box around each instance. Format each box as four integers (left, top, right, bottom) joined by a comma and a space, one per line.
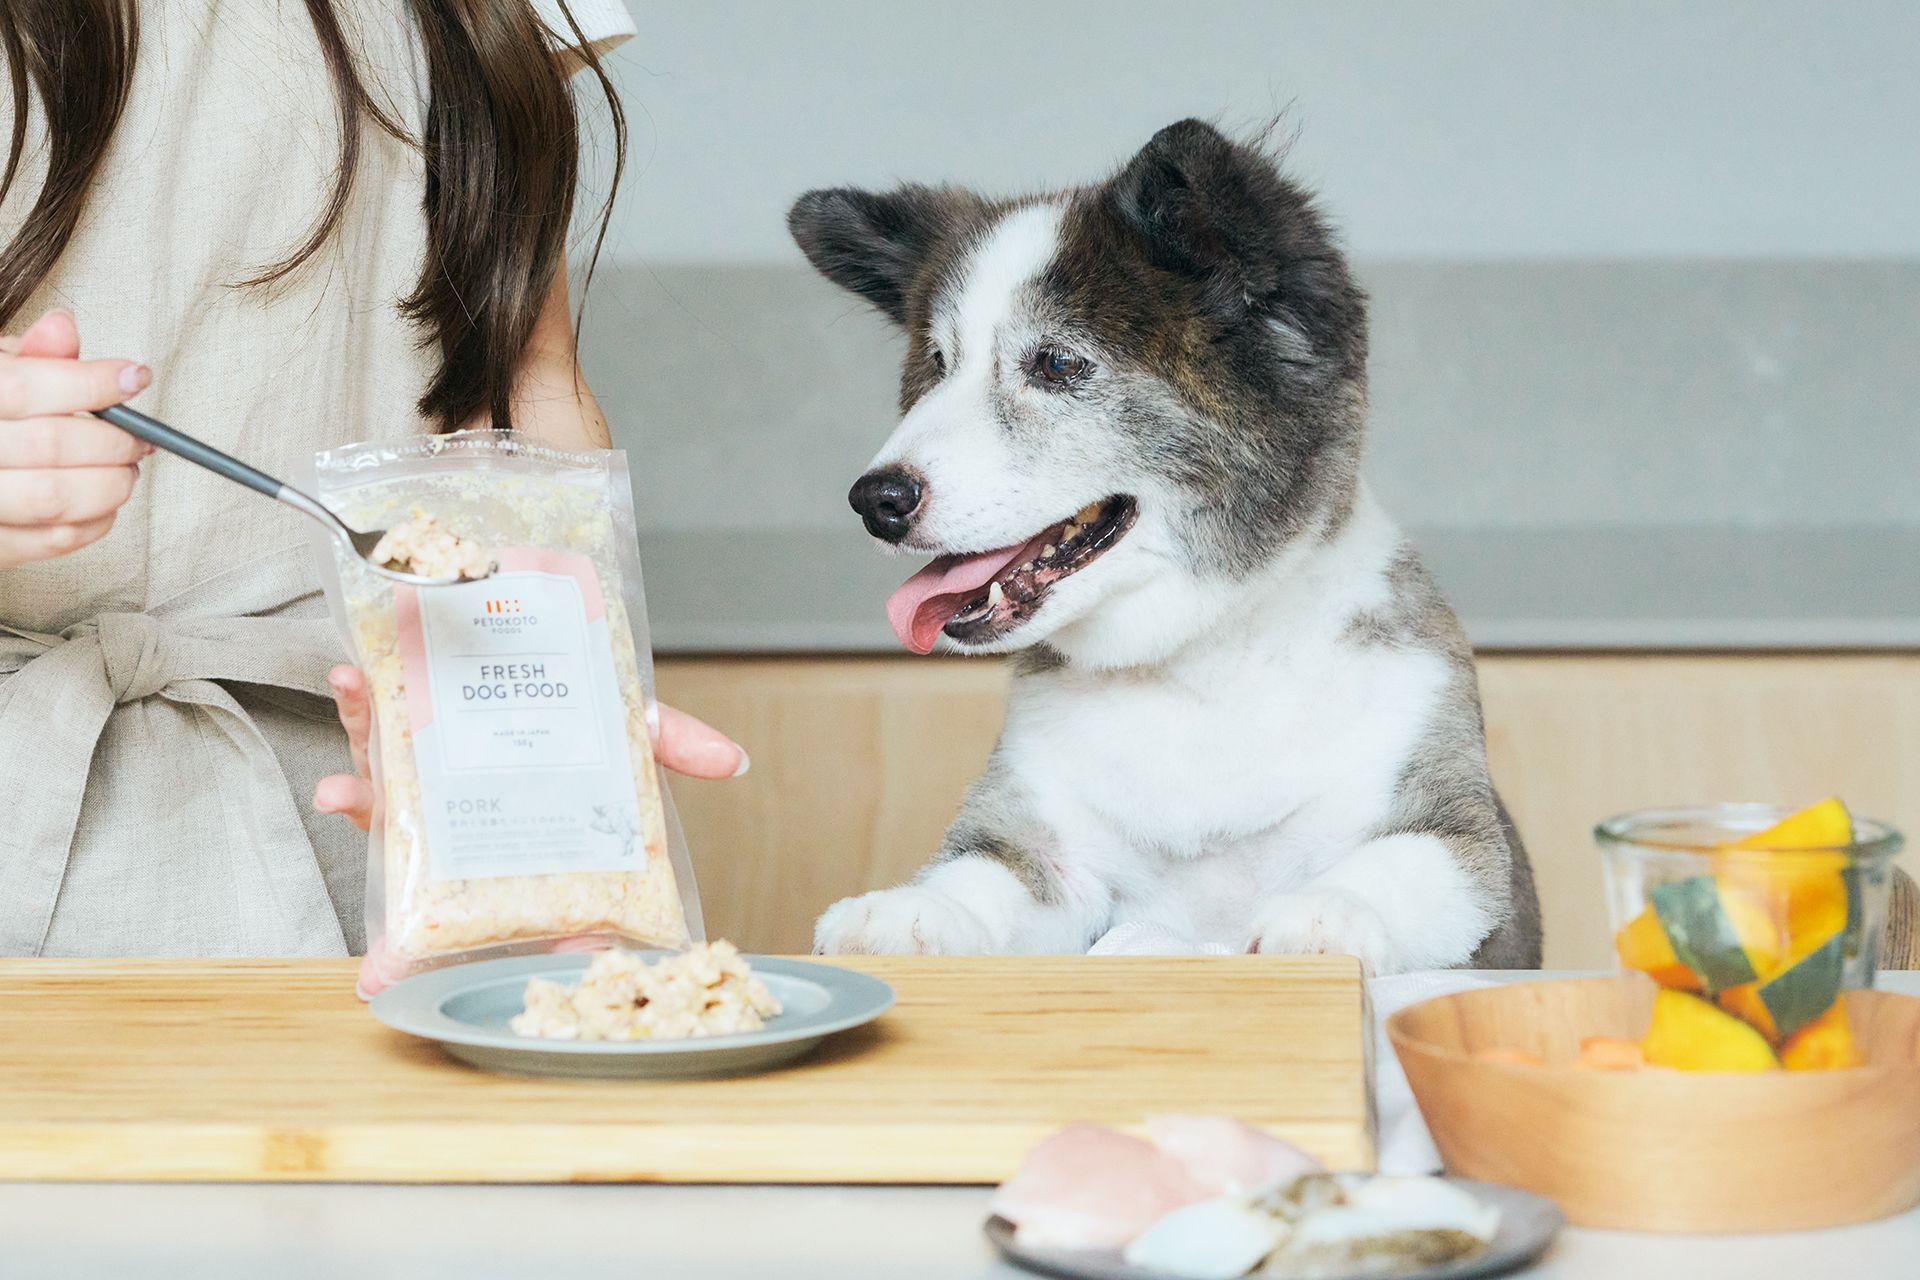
1031, 346, 1091, 387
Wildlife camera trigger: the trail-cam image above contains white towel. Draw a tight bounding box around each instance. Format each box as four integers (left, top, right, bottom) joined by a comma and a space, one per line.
1366, 971, 1501, 1175
1088, 922, 1235, 956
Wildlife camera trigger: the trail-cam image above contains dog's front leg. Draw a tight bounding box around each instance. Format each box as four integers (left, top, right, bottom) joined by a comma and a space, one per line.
1249, 832, 1502, 976
814, 789, 1102, 955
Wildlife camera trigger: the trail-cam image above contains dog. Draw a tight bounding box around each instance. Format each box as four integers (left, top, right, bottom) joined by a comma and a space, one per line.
786, 120, 1541, 973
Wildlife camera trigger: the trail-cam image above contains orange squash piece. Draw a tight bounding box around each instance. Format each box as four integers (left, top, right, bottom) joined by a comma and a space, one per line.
1713, 879, 1787, 979
1721, 798, 1853, 954
1717, 981, 1779, 1042
1620, 879, 1782, 991
1575, 1036, 1646, 1071
1731, 797, 1853, 851
1780, 997, 1862, 1071
1615, 907, 1704, 991
1641, 989, 1780, 1072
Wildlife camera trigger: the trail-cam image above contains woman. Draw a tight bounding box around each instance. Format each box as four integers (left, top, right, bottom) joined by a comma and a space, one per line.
0, 1, 744, 958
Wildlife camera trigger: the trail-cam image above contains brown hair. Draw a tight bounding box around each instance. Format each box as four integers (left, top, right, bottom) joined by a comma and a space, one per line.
0, 0, 624, 431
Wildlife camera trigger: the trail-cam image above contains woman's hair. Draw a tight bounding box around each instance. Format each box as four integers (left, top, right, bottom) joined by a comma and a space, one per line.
0, 0, 624, 431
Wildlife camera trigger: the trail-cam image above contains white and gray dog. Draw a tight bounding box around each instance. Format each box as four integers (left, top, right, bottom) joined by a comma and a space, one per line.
787, 120, 1540, 973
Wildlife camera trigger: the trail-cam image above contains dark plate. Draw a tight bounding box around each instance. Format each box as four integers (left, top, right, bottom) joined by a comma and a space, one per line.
985, 1178, 1563, 1280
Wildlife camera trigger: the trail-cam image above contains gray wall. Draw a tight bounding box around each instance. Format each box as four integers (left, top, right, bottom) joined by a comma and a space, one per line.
572, 2, 1920, 533
591, 0, 1920, 263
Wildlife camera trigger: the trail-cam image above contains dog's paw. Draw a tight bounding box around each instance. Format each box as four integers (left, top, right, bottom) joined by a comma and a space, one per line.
1249, 889, 1400, 976
813, 886, 998, 955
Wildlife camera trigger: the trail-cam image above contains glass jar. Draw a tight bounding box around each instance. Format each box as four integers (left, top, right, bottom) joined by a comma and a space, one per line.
1595, 803, 1902, 992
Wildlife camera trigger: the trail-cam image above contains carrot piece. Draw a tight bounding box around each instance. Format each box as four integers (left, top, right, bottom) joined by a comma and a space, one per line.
1575, 1035, 1646, 1071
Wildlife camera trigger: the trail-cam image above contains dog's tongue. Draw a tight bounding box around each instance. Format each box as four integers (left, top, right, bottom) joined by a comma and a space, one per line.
886, 543, 1032, 654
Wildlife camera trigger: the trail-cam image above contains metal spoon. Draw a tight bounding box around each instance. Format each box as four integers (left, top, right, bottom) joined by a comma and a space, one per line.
93, 404, 488, 587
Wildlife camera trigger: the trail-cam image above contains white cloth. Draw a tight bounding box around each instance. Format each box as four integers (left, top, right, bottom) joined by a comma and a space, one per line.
1366, 971, 1501, 1175
1088, 921, 1234, 956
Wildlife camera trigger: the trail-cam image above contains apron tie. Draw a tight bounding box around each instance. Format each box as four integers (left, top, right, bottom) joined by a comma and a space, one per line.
86, 611, 173, 705
0, 546, 349, 955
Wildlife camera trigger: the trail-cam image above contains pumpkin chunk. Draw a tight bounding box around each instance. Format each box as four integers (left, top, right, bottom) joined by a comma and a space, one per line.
1615, 906, 1703, 991
1641, 989, 1780, 1072
1781, 997, 1862, 1071
1646, 877, 1783, 994
1722, 797, 1855, 954
1758, 934, 1847, 1041
1730, 797, 1853, 850
1717, 981, 1778, 1042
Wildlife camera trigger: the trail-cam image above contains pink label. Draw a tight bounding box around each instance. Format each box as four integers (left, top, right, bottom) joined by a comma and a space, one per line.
394, 585, 435, 735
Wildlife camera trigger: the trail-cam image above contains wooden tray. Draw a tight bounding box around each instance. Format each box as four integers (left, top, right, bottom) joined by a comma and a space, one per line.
0, 955, 1371, 1183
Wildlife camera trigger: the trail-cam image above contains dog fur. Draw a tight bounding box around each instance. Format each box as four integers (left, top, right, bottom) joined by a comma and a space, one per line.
787, 120, 1541, 973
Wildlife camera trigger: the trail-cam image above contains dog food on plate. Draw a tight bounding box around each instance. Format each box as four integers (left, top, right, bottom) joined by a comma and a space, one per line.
511, 941, 781, 1041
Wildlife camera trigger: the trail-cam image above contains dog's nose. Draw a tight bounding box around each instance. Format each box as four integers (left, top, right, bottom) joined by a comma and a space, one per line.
848, 467, 923, 543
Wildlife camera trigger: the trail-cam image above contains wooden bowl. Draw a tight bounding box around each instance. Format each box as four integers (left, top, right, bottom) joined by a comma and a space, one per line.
1387, 977, 1920, 1232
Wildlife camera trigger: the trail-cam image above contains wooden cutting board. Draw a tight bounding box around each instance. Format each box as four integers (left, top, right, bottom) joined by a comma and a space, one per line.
0, 955, 1371, 1183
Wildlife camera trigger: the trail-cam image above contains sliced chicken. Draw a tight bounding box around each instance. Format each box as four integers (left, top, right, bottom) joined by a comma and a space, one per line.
1122, 1197, 1283, 1279
989, 1124, 1210, 1249
1145, 1113, 1324, 1197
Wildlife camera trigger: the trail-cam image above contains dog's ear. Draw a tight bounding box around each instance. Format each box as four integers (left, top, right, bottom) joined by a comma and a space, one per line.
1109, 119, 1306, 325
788, 185, 972, 326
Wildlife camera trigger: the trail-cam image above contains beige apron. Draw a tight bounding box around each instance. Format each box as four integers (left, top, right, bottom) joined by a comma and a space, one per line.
0, 0, 632, 956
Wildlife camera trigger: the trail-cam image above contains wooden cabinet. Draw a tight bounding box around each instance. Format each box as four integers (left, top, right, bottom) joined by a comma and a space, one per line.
655, 654, 1920, 968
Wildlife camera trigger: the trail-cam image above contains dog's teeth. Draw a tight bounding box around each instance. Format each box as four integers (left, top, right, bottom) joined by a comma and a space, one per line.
1041, 544, 1057, 558
1075, 501, 1102, 524
1062, 523, 1081, 540
985, 581, 1004, 609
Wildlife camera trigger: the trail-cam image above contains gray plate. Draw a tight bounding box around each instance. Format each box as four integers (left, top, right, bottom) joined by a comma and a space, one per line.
986, 1179, 1563, 1280
369, 951, 895, 1079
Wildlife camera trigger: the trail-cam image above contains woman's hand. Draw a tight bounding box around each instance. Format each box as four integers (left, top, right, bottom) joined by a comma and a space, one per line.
312, 664, 750, 831
0, 310, 153, 569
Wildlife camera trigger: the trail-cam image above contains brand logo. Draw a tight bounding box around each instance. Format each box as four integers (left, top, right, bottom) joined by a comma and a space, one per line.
484, 599, 522, 615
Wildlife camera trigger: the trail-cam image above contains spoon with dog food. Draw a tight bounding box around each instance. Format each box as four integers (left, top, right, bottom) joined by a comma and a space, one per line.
93, 403, 494, 586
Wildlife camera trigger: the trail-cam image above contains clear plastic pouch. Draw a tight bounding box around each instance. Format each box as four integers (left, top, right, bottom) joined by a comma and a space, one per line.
309, 431, 702, 994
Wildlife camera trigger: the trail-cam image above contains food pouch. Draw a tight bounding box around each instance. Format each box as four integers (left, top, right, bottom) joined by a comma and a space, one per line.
310, 432, 701, 993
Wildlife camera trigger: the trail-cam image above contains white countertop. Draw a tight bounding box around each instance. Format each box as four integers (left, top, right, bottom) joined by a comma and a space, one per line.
2, 1181, 1915, 1280
5, 971, 1916, 1279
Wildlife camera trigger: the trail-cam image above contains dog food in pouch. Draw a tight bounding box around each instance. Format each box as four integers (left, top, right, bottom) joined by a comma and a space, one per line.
310, 432, 701, 994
